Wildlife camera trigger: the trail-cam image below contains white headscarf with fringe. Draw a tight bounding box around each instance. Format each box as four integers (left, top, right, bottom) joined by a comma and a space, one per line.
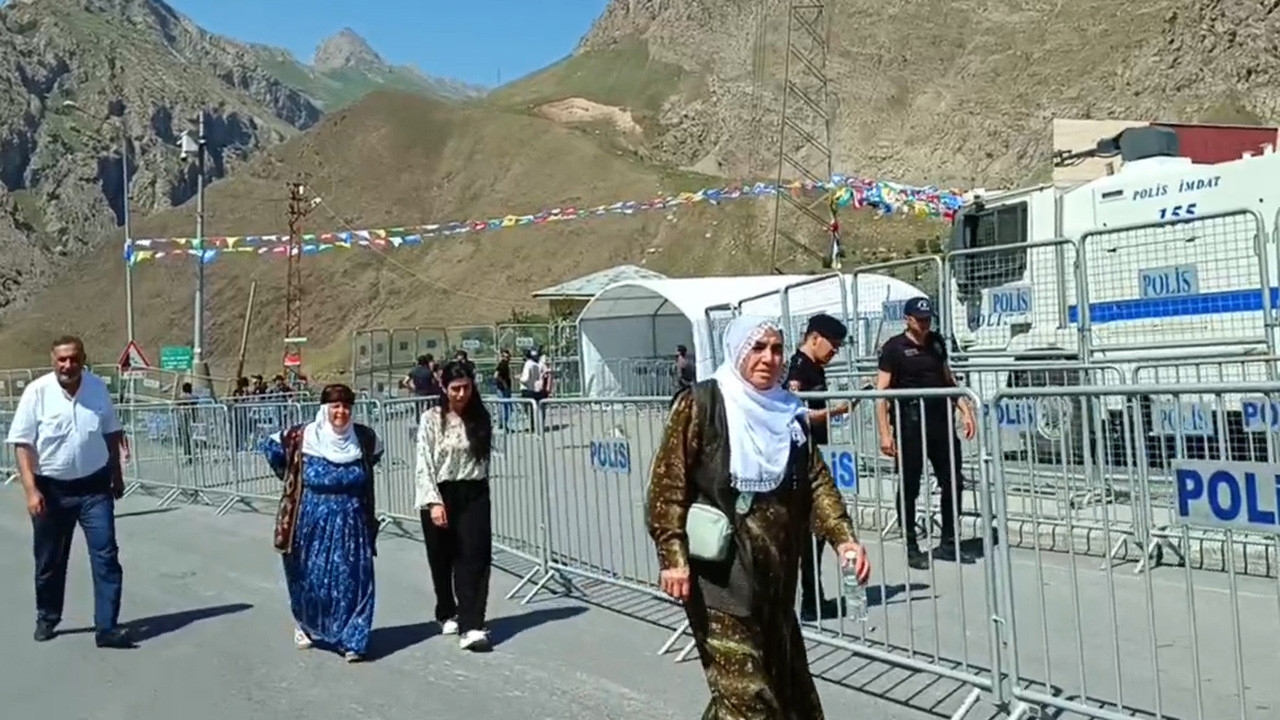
711, 315, 807, 492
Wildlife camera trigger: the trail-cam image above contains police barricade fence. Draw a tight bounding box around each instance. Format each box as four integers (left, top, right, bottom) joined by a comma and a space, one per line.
519, 390, 1006, 720
989, 381, 1280, 720
825, 360, 1134, 549
91, 384, 1277, 718
0, 408, 15, 484
1076, 209, 1271, 356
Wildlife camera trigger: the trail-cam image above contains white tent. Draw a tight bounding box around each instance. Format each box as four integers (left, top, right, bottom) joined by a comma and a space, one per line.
576, 275, 808, 396
575, 273, 927, 396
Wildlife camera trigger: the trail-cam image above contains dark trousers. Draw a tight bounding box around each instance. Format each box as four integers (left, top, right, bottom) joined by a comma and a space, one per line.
520, 389, 547, 428
495, 387, 512, 428
419, 480, 493, 633
798, 533, 828, 610
32, 466, 123, 632
896, 413, 965, 546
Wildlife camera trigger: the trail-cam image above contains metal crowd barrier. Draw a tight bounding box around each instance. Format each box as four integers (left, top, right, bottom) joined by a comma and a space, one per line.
5, 380, 1276, 718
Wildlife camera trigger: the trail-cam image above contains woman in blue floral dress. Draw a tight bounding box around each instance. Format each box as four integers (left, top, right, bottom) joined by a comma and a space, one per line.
263, 384, 382, 662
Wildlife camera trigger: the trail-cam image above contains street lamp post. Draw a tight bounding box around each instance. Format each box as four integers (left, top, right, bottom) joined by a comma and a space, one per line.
179, 112, 209, 391
60, 100, 134, 342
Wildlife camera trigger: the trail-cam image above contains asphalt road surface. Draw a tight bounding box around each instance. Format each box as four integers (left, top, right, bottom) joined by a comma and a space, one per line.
1, 486, 991, 720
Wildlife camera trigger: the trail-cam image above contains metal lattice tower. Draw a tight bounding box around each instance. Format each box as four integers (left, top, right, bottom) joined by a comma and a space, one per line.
769, 0, 841, 273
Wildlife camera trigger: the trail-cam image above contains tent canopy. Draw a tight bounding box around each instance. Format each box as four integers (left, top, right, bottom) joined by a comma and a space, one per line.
575, 273, 928, 397
576, 276, 807, 396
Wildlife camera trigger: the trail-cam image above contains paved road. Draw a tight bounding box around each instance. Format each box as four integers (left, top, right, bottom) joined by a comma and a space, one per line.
18, 399, 1275, 719
1, 486, 976, 720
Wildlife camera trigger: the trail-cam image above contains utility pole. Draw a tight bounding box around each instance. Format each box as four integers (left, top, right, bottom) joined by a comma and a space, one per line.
180, 111, 210, 390
283, 180, 315, 385
122, 116, 134, 343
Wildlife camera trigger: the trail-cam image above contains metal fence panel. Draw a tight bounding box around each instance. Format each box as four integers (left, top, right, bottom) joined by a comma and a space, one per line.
26, 376, 1280, 719
991, 382, 1280, 719
945, 239, 1076, 359
853, 256, 945, 357
1078, 210, 1270, 353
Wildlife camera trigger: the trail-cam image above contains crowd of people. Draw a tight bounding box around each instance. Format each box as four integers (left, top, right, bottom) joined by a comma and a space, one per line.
10, 296, 974, 717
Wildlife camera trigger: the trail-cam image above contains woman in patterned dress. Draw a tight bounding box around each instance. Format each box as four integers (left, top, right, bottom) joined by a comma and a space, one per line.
264, 383, 382, 662
647, 315, 871, 719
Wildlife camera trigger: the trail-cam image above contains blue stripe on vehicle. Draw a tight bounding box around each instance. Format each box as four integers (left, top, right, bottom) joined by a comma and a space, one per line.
1067, 287, 1280, 324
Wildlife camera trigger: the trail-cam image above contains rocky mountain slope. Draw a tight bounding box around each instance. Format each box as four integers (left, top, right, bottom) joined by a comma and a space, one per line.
2, 0, 1278, 378
0, 90, 938, 374
575, 0, 1278, 187
0, 0, 476, 316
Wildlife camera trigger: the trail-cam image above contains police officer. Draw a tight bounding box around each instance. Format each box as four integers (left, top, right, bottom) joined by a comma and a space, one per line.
786, 313, 852, 621
875, 297, 975, 570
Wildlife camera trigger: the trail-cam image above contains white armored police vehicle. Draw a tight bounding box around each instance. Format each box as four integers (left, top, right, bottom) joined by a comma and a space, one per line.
947, 126, 1279, 465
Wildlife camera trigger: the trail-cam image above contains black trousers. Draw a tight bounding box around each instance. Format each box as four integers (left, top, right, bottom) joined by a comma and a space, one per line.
895, 412, 965, 546
419, 480, 493, 633
32, 466, 123, 632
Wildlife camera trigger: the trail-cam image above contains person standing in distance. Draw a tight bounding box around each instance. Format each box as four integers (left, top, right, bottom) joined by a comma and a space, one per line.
876, 297, 976, 570
404, 354, 439, 399
785, 313, 852, 622
8, 336, 133, 648
493, 348, 513, 430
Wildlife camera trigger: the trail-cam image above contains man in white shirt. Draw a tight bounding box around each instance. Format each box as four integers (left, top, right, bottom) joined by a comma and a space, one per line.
8, 336, 132, 648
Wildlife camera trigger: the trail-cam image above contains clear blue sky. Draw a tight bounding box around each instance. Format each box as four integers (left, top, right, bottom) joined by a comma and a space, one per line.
166, 0, 611, 88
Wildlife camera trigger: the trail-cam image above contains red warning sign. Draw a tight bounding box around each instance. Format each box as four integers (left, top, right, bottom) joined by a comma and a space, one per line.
118, 340, 151, 370
283, 351, 302, 368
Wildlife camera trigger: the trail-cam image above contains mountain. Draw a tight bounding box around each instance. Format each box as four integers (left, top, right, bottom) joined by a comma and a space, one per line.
0, 0, 478, 317
251, 28, 486, 109
1, 0, 1276, 377
0, 0, 314, 312
0, 90, 937, 374
560, 0, 1277, 188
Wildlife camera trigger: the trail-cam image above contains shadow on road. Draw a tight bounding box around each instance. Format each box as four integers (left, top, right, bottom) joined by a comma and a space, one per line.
63, 602, 254, 643
366, 622, 440, 661
489, 605, 587, 646
115, 507, 181, 519
366, 605, 588, 659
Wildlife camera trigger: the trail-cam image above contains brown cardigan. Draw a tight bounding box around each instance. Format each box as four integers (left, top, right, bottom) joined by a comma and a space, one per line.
272, 422, 381, 555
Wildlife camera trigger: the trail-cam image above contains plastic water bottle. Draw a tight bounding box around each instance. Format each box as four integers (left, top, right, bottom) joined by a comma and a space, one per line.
842, 550, 869, 624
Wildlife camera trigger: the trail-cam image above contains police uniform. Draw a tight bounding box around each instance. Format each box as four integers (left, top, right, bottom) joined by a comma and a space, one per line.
878, 297, 966, 565
785, 313, 847, 621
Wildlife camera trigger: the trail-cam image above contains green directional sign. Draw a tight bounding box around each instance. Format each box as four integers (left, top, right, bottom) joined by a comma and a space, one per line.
160, 345, 193, 371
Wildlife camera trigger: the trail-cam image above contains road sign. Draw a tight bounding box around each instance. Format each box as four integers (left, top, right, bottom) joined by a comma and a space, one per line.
283, 351, 302, 368
118, 341, 151, 371
160, 346, 193, 371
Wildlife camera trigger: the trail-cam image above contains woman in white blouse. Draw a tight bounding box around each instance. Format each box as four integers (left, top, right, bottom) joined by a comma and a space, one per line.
414, 361, 495, 651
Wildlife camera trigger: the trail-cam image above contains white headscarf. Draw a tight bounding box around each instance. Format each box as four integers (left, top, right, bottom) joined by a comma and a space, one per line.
301, 404, 363, 464
711, 315, 807, 492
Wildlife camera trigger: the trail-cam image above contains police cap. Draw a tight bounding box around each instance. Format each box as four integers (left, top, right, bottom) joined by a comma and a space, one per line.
903, 296, 935, 318
804, 313, 848, 342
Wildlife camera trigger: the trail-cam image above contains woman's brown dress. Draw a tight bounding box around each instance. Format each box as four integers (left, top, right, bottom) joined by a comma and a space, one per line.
648, 388, 857, 719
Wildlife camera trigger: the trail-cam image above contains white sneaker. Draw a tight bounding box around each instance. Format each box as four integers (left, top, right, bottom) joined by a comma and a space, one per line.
440, 618, 459, 635
458, 629, 491, 652
343, 650, 362, 663
293, 628, 312, 650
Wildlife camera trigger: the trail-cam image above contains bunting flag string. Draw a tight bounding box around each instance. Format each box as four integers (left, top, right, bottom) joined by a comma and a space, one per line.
124, 175, 968, 266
